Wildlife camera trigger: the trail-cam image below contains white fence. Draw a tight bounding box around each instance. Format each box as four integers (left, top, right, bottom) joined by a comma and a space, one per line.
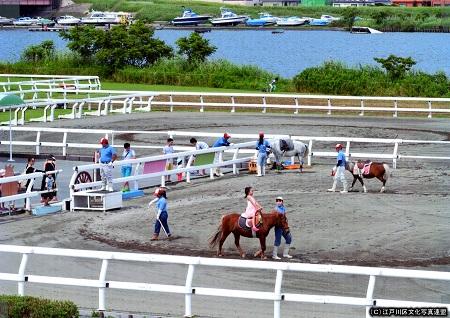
0, 245, 448, 318
69, 141, 255, 200
2, 127, 450, 169
0, 169, 61, 212
0, 75, 101, 93
2, 88, 450, 122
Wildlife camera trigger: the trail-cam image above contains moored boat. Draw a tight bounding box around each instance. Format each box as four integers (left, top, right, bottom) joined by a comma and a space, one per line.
13, 17, 39, 26
81, 11, 132, 25
276, 16, 308, 27
0, 16, 13, 25
308, 18, 330, 26
57, 15, 81, 25
351, 26, 382, 34
246, 12, 277, 27
171, 8, 211, 26
210, 8, 248, 26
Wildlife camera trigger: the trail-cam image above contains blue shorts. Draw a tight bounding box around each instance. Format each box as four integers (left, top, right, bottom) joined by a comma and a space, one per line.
121, 166, 132, 177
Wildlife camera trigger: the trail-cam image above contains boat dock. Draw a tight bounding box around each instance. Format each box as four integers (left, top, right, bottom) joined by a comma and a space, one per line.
28, 27, 66, 32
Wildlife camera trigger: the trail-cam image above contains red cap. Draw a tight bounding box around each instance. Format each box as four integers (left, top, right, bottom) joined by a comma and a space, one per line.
153, 187, 166, 197
100, 138, 108, 144
224, 133, 231, 139
335, 143, 343, 149
259, 132, 264, 137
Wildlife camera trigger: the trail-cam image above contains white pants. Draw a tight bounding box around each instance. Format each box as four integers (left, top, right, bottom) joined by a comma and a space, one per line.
335, 166, 346, 185
100, 164, 113, 188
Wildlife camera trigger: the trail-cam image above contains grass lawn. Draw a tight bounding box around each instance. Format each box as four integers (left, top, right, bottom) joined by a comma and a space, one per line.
101, 82, 260, 93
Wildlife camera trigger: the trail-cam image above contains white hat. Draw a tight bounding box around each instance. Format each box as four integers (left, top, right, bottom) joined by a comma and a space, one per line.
276, 196, 283, 201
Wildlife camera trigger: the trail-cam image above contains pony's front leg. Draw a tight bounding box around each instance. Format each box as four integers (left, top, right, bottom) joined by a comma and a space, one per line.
234, 233, 245, 258
259, 236, 267, 260
298, 155, 303, 173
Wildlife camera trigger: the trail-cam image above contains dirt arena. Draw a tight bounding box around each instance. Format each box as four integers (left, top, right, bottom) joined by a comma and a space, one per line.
1, 111, 450, 317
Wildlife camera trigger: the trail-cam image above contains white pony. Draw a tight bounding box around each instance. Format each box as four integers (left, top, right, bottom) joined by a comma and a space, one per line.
269, 139, 309, 172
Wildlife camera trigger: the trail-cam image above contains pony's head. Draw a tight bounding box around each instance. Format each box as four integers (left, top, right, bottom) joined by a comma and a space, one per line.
277, 213, 289, 232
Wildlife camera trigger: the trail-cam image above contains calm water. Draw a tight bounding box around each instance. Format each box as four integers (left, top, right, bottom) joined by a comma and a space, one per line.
0, 29, 449, 77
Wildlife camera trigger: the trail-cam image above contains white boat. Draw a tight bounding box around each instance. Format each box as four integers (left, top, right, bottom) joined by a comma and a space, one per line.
320, 15, 340, 22
81, 11, 132, 25
13, 17, 39, 26
0, 16, 13, 25
246, 12, 278, 27
57, 15, 81, 25
210, 8, 248, 26
351, 26, 382, 34
171, 8, 211, 26
276, 16, 308, 26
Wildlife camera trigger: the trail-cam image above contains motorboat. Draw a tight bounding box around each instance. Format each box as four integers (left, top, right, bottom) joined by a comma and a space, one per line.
171, 8, 211, 26
351, 26, 382, 34
308, 18, 330, 26
210, 8, 248, 26
320, 15, 340, 22
276, 16, 308, 26
0, 16, 13, 25
57, 15, 81, 25
81, 11, 132, 25
246, 12, 277, 27
36, 18, 56, 26
13, 17, 39, 26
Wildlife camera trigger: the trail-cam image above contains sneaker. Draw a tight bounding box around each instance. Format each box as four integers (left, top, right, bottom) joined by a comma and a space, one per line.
327, 189, 336, 192
272, 255, 281, 260
283, 254, 293, 259
340, 190, 348, 194
150, 234, 159, 241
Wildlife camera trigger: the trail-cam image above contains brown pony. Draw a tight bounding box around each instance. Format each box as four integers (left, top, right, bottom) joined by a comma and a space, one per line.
209, 211, 289, 259
346, 161, 392, 193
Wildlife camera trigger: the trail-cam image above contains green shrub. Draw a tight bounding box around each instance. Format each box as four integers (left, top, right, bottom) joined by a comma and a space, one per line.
0, 294, 78, 318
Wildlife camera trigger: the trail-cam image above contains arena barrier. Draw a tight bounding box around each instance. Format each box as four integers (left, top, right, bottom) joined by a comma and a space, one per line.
0, 169, 61, 212
68, 141, 255, 204
2, 127, 449, 169
1, 88, 450, 121
0, 245, 448, 318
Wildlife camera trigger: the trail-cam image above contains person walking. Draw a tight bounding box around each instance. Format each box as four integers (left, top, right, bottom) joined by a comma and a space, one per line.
121, 142, 136, 192
40, 155, 57, 206
190, 137, 209, 175
255, 132, 271, 177
212, 133, 231, 177
96, 138, 117, 192
22, 157, 44, 190
328, 143, 348, 193
150, 187, 172, 241
163, 138, 175, 183
272, 197, 293, 259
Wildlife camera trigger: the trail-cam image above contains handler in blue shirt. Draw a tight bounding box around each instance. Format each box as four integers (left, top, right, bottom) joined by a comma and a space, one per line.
212, 133, 231, 177
150, 188, 172, 241
255, 132, 270, 177
272, 197, 292, 259
327, 143, 347, 193
96, 138, 117, 191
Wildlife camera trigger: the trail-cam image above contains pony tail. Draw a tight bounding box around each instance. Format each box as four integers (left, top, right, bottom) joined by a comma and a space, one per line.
383, 164, 392, 180
209, 216, 224, 248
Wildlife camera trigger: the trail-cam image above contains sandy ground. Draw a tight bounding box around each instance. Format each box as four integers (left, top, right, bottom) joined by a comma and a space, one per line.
1, 112, 450, 317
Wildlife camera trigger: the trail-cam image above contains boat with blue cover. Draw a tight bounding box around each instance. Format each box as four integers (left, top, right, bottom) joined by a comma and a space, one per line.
246, 12, 277, 27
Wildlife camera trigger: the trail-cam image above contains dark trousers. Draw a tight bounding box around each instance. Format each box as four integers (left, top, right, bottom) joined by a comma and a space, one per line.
154, 211, 170, 236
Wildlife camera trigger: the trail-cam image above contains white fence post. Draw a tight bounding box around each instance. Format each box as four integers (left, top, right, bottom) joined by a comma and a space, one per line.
393, 142, 399, 169
294, 97, 299, 115
231, 96, 235, 113
327, 98, 332, 115
170, 95, 174, 113
365, 275, 376, 318
17, 253, 29, 296
184, 264, 195, 318
98, 259, 109, 311
62, 132, 68, 156
307, 140, 313, 166
360, 99, 364, 116
262, 96, 267, 114
393, 100, 398, 118
200, 95, 204, 113
274, 269, 283, 318
428, 101, 432, 119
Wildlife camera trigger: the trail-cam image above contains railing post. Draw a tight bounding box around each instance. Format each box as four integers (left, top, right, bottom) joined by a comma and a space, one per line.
327, 98, 332, 115
133, 162, 141, 190
393, 100, 398, 118
232, 148, 239, 175
200, 95, 204, 113
428, 101, 432, 118
62, 132, 68, 156
262, 96, 267, 113
184, 264, 195, 318
307, 140, 313, 166
365, 275, 376, 318
294, 97, 299, 114
170, 95, 174, 112
35, 131, 41, 155
98, 259, 109, 312
393, 142, 399, 169
274, 269, 283, 318
231, 96, 235, 113
18, 253, 29, 296
360, 99, 364, 116
186, 155, 194, 183
346, 141, 350, 158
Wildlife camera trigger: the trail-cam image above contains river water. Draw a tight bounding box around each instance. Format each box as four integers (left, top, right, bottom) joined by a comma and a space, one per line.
0, 28, 449, 78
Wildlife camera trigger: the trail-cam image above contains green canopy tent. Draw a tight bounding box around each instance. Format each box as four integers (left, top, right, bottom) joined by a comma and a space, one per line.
0, 94, 26, 162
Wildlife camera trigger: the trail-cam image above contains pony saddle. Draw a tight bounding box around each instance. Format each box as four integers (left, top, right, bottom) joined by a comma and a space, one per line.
280, 139, 294, 152
238, 211, 263, 231
355, 160, 372, 175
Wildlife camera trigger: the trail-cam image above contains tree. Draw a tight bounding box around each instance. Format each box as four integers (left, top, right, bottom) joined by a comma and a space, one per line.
60, 22, 173, 68
374, 55, 416, 80
371, 10, 390, 25
176, 32, 217, 63
21, 40, 55, 63
341, 7, 358, 30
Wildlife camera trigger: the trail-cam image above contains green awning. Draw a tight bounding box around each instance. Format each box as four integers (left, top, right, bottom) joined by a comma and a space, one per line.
0, 94, 25, 108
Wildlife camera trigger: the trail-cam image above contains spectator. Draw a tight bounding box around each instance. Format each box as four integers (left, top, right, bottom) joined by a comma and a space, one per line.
121, 142, 136, 192
255, 132, 271, 177
96, 138, 117, 192
22, 157, 44, 190
190, 137, 209, 175
40, 155, 57, 206
212, 133, 231, 177
163, 138, 175, 183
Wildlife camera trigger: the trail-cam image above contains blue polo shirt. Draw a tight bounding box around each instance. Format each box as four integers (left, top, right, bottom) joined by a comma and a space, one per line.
156, 197, 167, 213
275, 205, 286, 214
256, 140, 270, 154
213, 137, 230, 148
98, 145, 116, 163
337, 150, 346, 167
